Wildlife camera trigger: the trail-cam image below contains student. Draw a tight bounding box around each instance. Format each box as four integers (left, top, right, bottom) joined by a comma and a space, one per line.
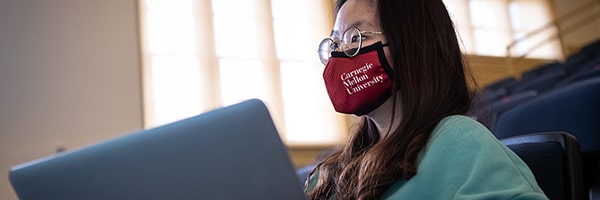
306, 0, 548, 199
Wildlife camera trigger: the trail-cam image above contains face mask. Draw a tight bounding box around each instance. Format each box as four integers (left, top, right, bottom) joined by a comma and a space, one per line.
323, 42, 394, 115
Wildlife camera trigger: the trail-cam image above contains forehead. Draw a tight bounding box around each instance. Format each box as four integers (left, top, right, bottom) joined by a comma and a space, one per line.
332, 0, 378, 37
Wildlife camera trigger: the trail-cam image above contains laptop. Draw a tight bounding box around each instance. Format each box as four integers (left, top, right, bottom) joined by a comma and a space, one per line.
9, 99, 307, 200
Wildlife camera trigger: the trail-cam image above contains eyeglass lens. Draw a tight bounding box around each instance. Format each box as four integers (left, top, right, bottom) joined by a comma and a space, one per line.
318, 39, 335, 64
341, 27, 362, 57
317, 27, 364, 65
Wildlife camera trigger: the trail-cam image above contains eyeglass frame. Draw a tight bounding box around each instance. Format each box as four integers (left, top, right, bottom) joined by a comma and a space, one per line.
317, 27, 384, 65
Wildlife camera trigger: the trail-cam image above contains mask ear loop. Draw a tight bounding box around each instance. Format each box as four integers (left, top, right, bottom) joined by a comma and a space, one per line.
376, 43, 394, 80
328, 41, 395, 116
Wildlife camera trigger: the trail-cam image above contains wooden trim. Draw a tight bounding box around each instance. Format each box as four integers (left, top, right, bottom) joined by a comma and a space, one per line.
467, 54, 555, 88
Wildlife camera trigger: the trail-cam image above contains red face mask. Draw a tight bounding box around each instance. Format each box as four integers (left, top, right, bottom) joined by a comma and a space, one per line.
323, 42, 394, 115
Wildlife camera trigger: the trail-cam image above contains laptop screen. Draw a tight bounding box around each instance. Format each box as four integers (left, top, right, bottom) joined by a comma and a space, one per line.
9, 99, 306, 200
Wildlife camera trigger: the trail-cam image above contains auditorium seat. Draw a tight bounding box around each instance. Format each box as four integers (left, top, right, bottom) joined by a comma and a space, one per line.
494, 77, 600, 194
501, 132, 584, 200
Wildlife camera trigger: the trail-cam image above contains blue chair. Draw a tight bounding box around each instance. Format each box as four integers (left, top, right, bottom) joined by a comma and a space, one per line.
556, 56, 600, 88
491, 90, 539, 115
563, 39, 600, 75
521, 62, 564, 81
501, 132, 584, 200
475, 90, 539, 130
510, 69, 566, 94
481, 77, 519, 95
494, 77, 600, 194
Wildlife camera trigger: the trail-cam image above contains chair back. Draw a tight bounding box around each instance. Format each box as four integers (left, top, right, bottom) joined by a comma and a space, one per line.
494, 77, 600, 153
501, 132, 584, 200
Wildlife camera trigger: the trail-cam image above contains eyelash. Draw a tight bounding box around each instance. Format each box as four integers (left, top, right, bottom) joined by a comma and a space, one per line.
351, 35, 367, 43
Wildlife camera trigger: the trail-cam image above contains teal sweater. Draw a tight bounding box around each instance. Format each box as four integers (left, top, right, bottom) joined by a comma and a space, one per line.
308, 115, 548, 199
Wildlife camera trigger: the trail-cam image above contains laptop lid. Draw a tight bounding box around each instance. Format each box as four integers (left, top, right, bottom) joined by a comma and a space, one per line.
9, 99, 306, 200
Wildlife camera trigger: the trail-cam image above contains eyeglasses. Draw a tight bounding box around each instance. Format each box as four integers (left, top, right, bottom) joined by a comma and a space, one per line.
317, 27, 384, 65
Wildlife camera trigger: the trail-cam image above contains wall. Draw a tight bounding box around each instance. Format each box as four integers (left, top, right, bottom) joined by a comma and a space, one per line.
551, 0, 600, 54
0, 1, 143, 199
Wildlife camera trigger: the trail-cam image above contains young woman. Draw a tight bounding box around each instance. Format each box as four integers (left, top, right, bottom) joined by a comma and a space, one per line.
307, 0, 548, 199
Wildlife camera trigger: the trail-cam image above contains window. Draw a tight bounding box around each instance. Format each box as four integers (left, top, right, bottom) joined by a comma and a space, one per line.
443, 0, 560, 59
139, 0, 346, 145
139, 0, 559, 146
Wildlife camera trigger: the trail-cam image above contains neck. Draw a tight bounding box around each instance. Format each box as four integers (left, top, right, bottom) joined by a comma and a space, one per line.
365, 93, 402, 137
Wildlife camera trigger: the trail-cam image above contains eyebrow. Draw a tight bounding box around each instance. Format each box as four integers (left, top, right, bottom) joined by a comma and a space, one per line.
330, 20, 373, 37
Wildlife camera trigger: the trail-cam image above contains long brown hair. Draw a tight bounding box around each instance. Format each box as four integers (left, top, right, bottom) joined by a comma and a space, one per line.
307, 0, 474, 199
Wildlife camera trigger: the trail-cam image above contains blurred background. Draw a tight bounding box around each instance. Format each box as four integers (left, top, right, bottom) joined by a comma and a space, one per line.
0, 0, 598, 199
